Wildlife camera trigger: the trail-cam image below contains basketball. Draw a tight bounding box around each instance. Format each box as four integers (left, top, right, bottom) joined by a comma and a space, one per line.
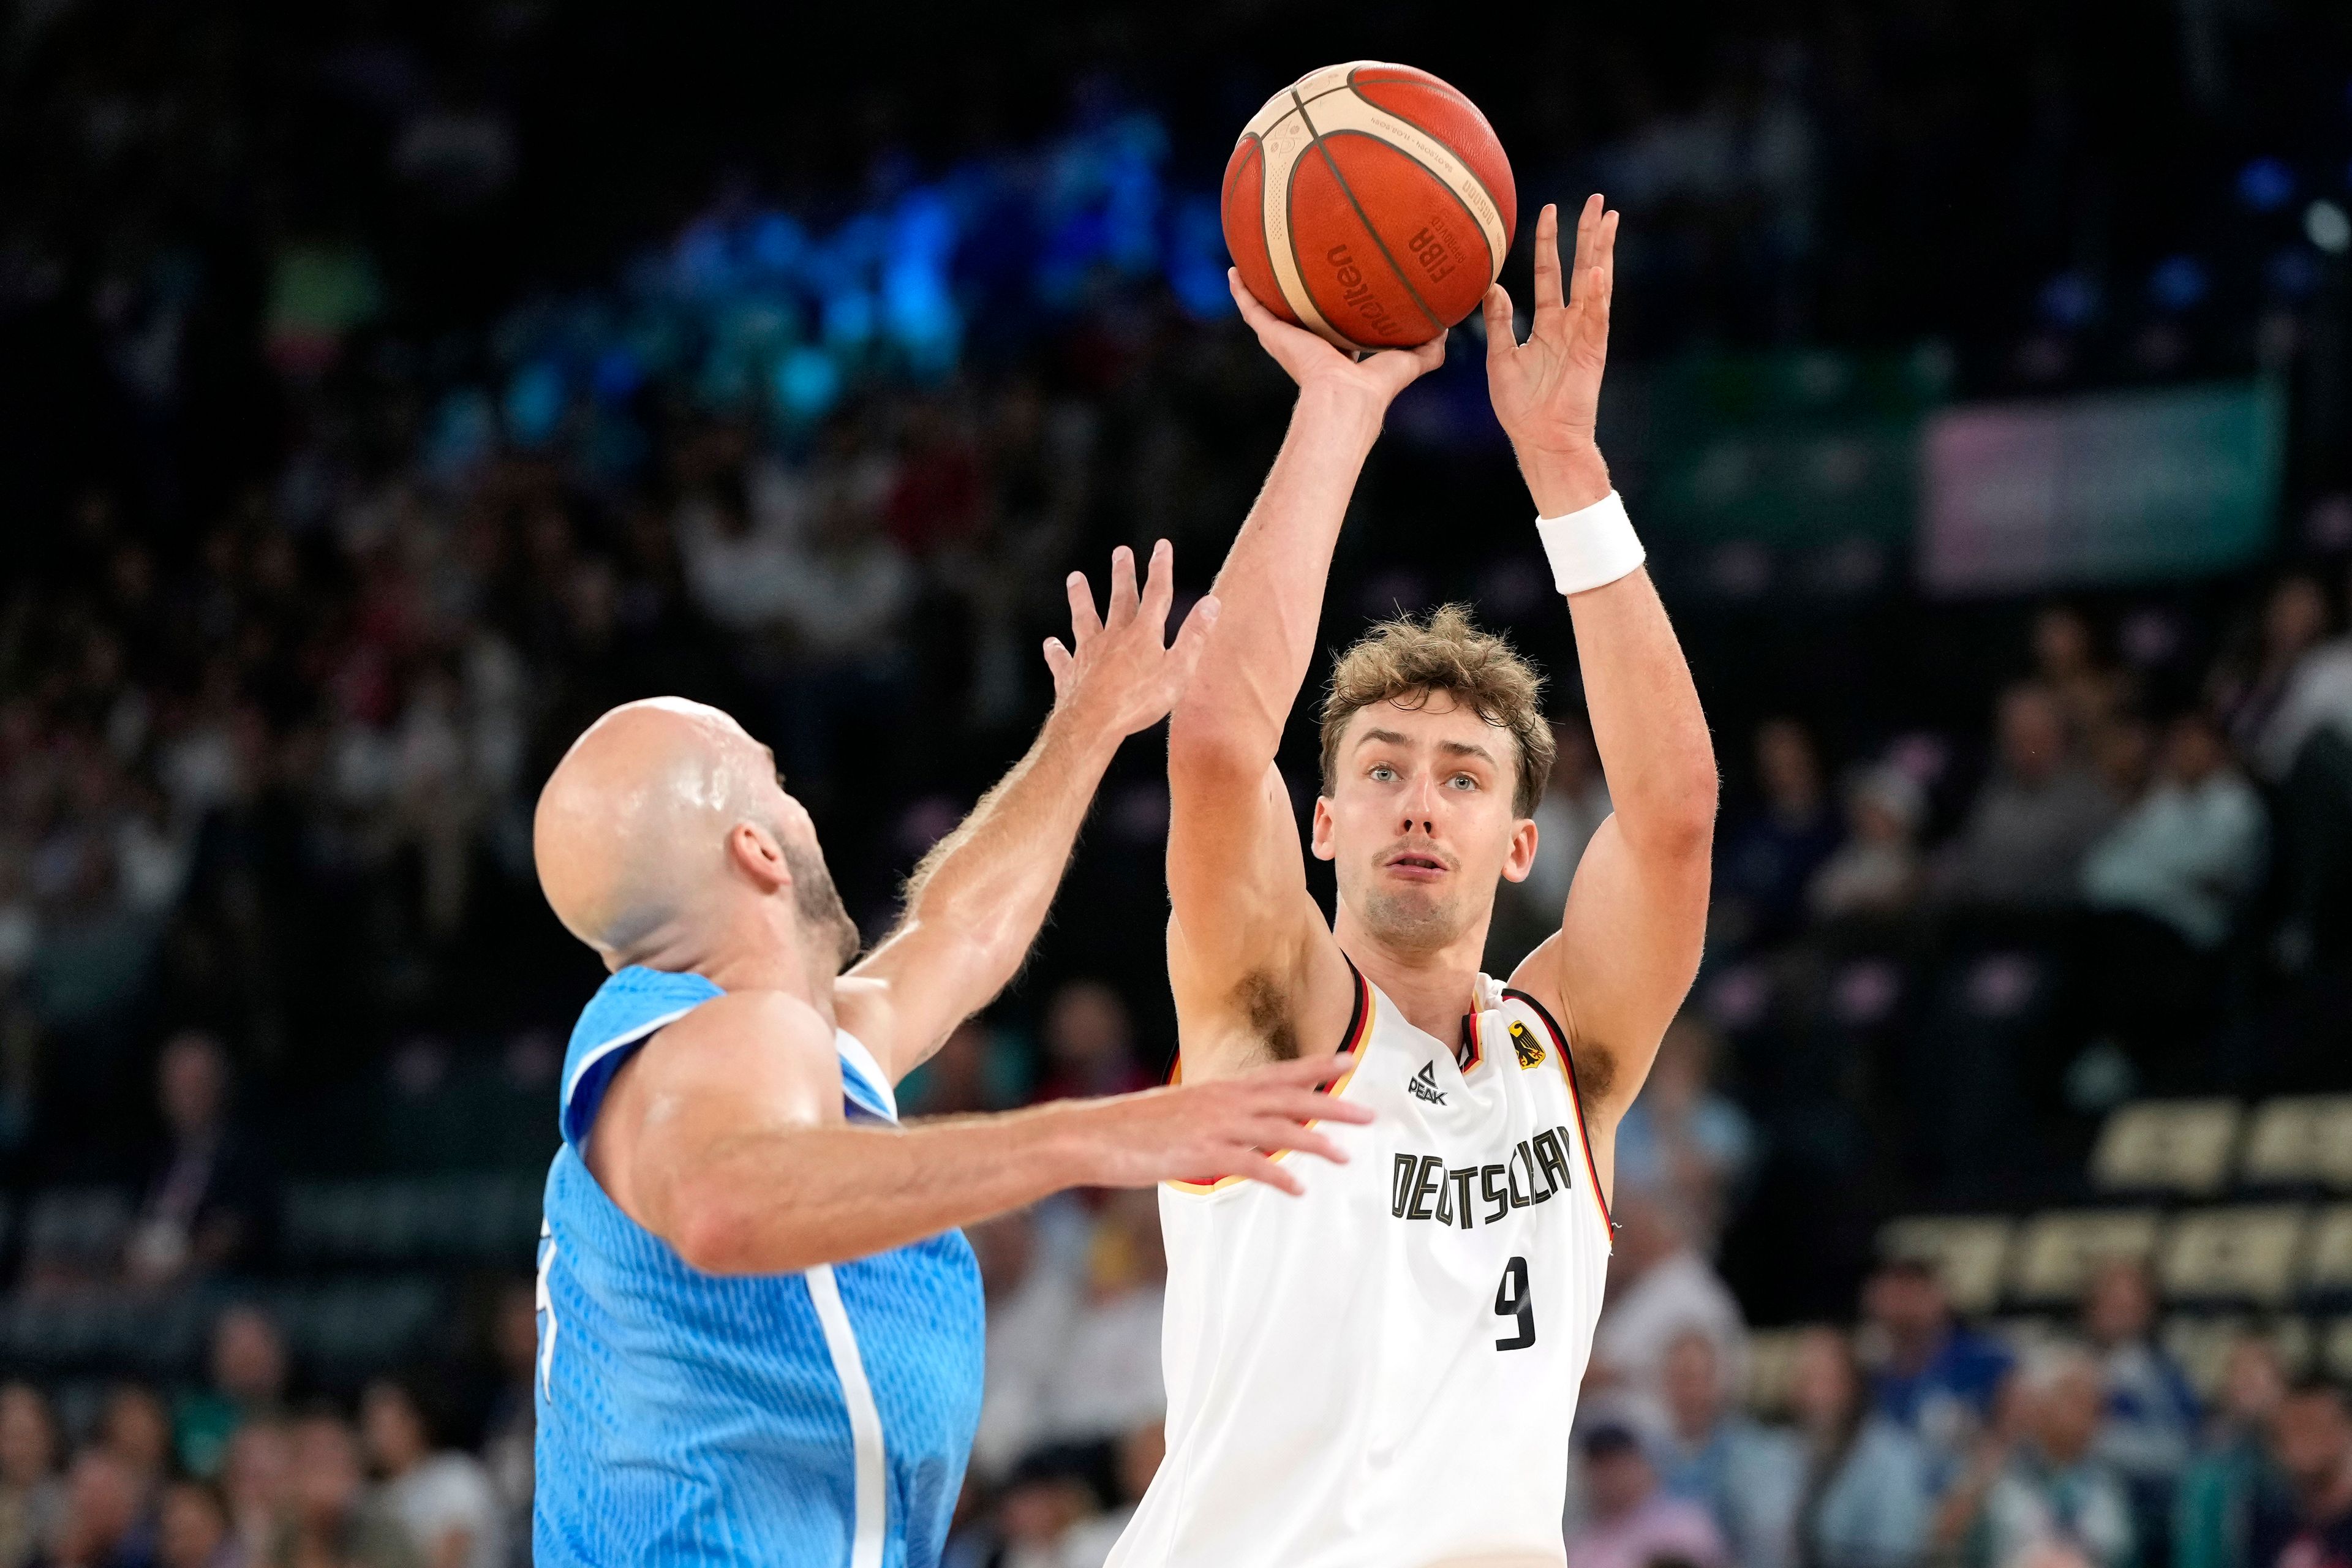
1223, 61, 1516, 353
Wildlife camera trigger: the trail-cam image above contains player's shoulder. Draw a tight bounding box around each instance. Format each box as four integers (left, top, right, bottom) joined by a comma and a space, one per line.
649, 987, 831, 1051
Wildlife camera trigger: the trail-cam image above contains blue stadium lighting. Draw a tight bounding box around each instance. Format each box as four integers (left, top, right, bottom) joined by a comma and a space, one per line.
503, 360, 566, 448
2037, 271, 2100, 328
2266, 246, 2322, 298
2236, 157, 2296, 212
590, 347, 644, 405
772, 345, 842, 423
2147, 256, 2209, 312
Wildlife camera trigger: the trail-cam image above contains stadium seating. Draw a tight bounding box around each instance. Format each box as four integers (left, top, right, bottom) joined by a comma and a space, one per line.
2090, 1099, 2242, 1196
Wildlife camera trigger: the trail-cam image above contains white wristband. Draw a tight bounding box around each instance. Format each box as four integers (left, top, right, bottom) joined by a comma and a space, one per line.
1534, 489, 1646, 596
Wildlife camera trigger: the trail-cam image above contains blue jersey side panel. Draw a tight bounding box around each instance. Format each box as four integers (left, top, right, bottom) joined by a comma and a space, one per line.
534, 966, 984, 1568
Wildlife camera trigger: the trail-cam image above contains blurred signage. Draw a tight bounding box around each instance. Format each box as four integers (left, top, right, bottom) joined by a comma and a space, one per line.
1630, 347, 1950, 600
1919, 380, 2283, 597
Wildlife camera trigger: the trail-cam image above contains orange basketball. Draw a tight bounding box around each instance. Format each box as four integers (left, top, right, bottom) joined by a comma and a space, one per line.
1223, 62, 1516, 353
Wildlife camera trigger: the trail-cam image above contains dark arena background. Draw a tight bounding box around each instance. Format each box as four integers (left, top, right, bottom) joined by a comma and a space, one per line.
3, 2, 2352, 1564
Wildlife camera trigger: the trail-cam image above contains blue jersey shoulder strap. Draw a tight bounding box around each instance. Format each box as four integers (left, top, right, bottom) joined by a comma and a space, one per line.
559, 966, 902, 1149
559, 966, 725, 1152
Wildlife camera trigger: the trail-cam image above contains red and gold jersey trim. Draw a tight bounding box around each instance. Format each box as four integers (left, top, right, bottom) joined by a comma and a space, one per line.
1501, 986, 1613, 1242
1164, 962, 1375, 1195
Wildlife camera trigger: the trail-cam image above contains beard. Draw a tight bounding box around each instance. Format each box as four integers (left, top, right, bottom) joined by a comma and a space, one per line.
1353, 878, 1477, 954
784, 838, 862, 973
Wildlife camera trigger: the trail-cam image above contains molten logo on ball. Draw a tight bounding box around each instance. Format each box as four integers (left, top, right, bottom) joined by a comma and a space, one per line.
1325, 244, 1404, 343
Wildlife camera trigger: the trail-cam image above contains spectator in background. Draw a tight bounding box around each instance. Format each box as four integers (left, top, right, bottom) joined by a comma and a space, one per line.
217, 1425, 288, 1568
2083, 712, 2264, 933
2079, 713, 2265, 1085
474, 1284, 537, 1568
156, 1480, 236, 1568
2081, 1259, 2199, 1551
124, 1033, 277, 1289
276, 1412, 418, 1568
1589, 1185, 1749, 1431
1655, 1329, 1801, 1568
1033, 982, 1148, 1103
1719, 719, 1842, 948
1863, 1257, 2013, 1479
2032, 607, 2131, 753
1945, 684, 2117, 913
2247, 1381, 2352, 1568
1035, 1193, 1165, 1448
1611, 1016, 1758, 1251
176, 1306, 290, 1481
900, 1019, 1009, 1118
1785, 1327, 1931, 1568
53, 1447, 155, 1568
2215, 576, 2352, 970
967, 1445, 1107, 1568
1490, 712, 1613, 965
100, 1385, 173, 1534
2176, 1338, 2293, 1568
0, 1384, 65, 1568
2226, 577, 2349, 785
1060, 1423, 1163, 1568
1567, 1423, 1727, 1568
969, 1208, 1078, 1483
358, 1380, 500, 1568
767, 467, 917, 801
1811, 765, 1928, 923
1943, 1346, 2135, 1568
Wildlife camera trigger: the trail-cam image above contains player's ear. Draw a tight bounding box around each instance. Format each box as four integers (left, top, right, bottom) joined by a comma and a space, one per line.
1499, 816, 1539, 883
726, 820, 791, 894
1310, 796, 1337, 862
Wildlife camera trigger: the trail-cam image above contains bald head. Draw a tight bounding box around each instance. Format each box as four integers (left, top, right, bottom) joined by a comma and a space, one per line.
535, 699, 856, 969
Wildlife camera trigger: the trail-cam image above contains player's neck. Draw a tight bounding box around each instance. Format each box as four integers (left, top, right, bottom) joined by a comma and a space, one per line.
635, 919, 839, 1031
1332, 906, 1493, 1042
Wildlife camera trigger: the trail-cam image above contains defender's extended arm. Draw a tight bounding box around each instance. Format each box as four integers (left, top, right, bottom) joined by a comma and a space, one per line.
591, 989, 1370, 1275
845, 541, 1216, 1082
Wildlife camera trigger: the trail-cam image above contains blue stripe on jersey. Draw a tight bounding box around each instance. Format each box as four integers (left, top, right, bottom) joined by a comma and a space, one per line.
536, 966, 984, 1568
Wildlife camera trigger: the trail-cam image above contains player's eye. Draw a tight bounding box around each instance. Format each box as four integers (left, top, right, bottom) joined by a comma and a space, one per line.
1369, 764, 1396, 783
1448, 773, 1477, 790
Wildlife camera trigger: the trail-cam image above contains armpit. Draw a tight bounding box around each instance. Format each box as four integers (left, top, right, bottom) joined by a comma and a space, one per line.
1234, 970, 1302, 1061
1569, 1041, 1617, 1107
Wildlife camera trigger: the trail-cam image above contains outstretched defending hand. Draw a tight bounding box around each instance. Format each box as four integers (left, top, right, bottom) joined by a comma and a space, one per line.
1044, 538, 1221, 739
1482, 197, 1618, 516
1226, 269, 1446, 417
1069, 1051, 1374, 1197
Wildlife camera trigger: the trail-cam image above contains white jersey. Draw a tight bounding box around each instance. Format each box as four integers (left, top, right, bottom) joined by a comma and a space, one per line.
1112, 964, 1613, 1568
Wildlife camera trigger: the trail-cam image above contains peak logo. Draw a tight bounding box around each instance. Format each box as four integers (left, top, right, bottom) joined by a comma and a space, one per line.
1408, 1061, 1447, 1106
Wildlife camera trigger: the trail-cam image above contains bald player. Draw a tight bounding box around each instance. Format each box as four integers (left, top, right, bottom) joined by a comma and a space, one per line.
529, 540, 1371, 1568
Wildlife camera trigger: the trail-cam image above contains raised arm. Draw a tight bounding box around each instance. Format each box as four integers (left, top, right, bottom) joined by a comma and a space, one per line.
1494, 200, 1718, 1148
1162, 280, 1445, 1073
842, 540, 1216, 1082
590, 989, 1371, 1275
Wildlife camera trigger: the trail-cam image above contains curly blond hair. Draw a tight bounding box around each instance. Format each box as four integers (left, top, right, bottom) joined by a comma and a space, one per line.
1319, 605, 1556, 818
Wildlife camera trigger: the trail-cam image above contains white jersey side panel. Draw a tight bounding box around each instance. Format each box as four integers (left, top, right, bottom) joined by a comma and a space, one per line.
1111, 968, 1613, 1568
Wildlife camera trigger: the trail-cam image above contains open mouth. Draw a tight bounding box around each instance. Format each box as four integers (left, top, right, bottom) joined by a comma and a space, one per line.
1385, 851, 1449, 878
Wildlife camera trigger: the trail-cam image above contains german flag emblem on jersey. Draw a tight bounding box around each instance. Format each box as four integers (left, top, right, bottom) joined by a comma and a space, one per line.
1510, 1020, 1546, 1070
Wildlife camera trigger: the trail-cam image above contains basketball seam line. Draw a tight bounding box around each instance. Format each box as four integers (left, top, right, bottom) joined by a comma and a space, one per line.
1292, 89, 1447, 339
1341, 67, 1512, 233
1316, 127, 1499, 292
1245, 80, 1359, 140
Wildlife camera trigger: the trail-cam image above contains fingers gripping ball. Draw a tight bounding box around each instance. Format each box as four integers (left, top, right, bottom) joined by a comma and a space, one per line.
1223, 62, 1516, 352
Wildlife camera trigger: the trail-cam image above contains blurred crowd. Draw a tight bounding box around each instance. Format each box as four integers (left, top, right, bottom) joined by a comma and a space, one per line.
4, 1, 2352, 1565
0, 1281, 538, 1568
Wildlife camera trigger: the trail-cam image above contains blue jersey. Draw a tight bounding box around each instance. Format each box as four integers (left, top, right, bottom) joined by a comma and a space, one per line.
534, 967, 985, 1568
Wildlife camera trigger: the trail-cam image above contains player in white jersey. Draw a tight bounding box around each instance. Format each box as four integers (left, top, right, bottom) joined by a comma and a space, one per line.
1112, 198, 1717, 1568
